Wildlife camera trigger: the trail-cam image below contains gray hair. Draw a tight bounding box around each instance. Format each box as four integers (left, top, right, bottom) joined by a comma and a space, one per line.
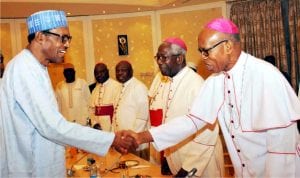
169, 43, 187, 56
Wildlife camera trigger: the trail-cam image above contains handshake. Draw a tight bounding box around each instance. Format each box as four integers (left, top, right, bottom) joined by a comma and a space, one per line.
111, 130, 153, 154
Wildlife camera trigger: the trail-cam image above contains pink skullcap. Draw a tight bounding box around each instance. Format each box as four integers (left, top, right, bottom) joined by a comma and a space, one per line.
205, 18, 239, 34
164, 37, 187, 51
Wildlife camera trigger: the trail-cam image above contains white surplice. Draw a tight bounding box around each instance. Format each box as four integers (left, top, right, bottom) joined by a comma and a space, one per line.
0, 49, 114, 178
150, 52, 300, 178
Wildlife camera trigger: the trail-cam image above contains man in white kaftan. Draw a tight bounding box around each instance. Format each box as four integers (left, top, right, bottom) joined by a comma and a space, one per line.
131, 18, 300, 178
56, 63, 90, 126
89, 63, 121, 131
149, 37, 224, 177
114, 60, 150, 160
0, 10, 137, 178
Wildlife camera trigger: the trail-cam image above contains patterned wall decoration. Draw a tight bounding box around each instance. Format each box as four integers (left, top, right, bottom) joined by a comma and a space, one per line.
0, 23, 13, 66
160, 7, 223, 79
92, 15, 154, 87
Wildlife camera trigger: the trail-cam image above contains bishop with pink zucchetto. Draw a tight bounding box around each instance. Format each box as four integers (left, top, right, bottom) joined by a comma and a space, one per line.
133, 17, 300, 178
205, 17, 239, 34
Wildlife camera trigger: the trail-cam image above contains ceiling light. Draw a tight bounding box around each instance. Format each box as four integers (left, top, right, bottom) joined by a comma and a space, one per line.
137, 7, 141, 11
66, 12, 71, 15
172, 4, 176, 7
102, 10, 106, 14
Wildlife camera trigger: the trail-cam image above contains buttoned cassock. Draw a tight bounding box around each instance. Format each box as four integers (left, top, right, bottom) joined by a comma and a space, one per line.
0, 49, 114, 178
112, 77, 149, 151
149, 52, 300, 178
149, 67, 224, 176
55, 78, 90, 126
89, 78, 121, 131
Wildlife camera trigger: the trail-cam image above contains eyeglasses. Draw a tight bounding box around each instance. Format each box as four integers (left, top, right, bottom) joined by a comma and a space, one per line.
154, 54, 180, 62
42, 31, 72, 44
198, 39, 228, 57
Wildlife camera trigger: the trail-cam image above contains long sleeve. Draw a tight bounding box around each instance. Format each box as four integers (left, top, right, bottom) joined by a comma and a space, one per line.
149, 114, 206, 151
12, 52, 114, 155
0, 50, 116, 177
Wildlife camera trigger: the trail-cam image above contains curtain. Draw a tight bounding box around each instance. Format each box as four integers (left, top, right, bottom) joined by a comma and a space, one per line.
228, 0, 300, 91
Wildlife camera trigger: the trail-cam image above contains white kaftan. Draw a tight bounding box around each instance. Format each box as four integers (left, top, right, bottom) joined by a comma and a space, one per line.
149, 67, 224, 177
55, 78, 90, 125
150, 52, 300, 178
0, 49, 115, 178
89, 78, 121, 131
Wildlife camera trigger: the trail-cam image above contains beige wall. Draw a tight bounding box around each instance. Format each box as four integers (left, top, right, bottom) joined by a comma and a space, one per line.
0, 1, 226, 88
159, 6, 224, 79
91, 14, 155, 87
0, 22, 13, 66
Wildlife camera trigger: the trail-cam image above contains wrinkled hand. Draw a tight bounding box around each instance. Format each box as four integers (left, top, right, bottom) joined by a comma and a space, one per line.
112, 130, 138, 154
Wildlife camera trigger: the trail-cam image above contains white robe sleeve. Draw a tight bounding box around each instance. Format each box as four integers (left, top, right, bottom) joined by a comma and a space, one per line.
14, 61, 114, 156
149, 114, 206, 151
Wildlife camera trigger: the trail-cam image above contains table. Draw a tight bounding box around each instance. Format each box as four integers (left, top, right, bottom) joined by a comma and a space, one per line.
66, 148, 170, 177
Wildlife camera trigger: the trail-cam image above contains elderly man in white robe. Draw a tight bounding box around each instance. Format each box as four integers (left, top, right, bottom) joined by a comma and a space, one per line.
89, 62, 121, 131
149, 37, 224, 177
55, 63, 90, 126
128, 18, 300, 178
0, 10, 137, 178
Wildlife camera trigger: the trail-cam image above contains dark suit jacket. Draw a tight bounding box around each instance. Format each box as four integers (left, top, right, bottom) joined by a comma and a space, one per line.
89, 82, 97, 93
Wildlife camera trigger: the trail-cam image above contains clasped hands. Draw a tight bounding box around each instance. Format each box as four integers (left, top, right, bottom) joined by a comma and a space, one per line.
111, 130, 152, 154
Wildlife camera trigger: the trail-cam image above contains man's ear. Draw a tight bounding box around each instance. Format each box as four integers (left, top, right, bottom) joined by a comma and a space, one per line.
35, 32, 45, 44
224, 40, 233, 54
177, 54, 184, 64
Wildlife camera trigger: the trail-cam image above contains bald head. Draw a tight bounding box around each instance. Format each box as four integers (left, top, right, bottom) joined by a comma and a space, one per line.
197, 18, 242, 73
